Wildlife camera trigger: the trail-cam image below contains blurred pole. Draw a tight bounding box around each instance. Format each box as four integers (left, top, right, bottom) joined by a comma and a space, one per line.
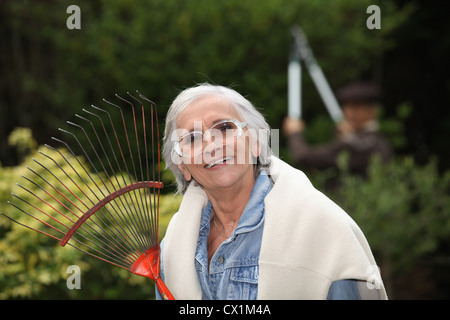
291, 25, 343, 123
288, 47, 302, 120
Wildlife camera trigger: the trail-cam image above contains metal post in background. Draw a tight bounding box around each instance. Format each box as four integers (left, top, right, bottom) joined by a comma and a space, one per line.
288, 35, 302, 120
290, 25, 343, 123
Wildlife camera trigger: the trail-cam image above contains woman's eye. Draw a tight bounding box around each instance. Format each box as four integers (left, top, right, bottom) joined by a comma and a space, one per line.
217, 122, 234, 132
181, 133, 201, 146
189, 134, 202, 143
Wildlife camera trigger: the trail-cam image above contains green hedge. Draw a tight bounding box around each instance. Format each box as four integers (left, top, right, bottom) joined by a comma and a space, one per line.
0, 132, 181, 299
310, 153, 450, 297
1, 0, 413, 162
2, 132, 450, 299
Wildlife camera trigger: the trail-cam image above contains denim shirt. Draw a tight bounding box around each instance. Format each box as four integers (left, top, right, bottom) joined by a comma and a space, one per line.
194, 172, 271, 299
157, 172, 362, 300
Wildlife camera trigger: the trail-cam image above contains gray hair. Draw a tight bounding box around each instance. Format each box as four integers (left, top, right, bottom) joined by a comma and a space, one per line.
163, 83, 272, 194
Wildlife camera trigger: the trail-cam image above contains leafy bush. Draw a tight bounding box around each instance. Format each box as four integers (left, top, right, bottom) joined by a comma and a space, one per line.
1, 0, 413, 159
311, 153, 450, 296
2, 127, 450, 299
0, 133, 181, 299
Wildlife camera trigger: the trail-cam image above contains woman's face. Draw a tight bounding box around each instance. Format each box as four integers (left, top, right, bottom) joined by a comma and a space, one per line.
175, 95, 257, 193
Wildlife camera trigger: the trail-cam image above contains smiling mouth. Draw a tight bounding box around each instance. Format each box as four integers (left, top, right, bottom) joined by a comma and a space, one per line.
205, 156, 234, 169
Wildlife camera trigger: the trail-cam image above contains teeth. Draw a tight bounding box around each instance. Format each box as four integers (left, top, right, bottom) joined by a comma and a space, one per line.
206, 157, 233, 168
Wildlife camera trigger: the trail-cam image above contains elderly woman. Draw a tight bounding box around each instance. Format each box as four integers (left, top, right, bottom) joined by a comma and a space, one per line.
157, 83, 387, 300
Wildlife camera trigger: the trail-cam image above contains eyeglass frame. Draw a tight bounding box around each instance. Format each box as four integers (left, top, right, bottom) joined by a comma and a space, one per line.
173, 119, 248, 157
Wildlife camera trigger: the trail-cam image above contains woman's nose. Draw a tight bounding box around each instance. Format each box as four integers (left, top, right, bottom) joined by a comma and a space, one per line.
203, 139, 222, 157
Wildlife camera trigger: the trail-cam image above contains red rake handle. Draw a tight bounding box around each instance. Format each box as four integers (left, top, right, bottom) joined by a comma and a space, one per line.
155, 277, 175, 300
59, 181, 163, 247
131, 245, 175, 300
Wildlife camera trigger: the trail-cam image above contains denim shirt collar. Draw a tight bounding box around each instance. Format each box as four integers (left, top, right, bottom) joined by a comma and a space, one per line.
198, 171, 272, 238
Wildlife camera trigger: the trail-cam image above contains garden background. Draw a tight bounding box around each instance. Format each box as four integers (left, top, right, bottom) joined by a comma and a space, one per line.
1, 0, 449, 299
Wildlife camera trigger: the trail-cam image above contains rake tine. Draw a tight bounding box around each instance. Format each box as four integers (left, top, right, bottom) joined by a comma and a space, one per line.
37, 149, 140, 258
73, 112, 148, 246
1, 209, 64, 242
57, 126, 148, 251
137, 91, 161, 237
103, 97, 151, 250
122, 92, 157, 243
3, 92, 173, 299
114, 94, 152, 246
82, 105, 151, 252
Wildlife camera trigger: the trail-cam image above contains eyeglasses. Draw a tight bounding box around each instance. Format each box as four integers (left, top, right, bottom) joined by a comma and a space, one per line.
174, 119, 247, 157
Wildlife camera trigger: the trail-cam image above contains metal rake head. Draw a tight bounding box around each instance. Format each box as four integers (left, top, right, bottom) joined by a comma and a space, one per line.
2, 91, 174, 299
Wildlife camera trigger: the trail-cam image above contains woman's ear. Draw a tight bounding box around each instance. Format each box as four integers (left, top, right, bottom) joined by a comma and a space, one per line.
177, 163, 192, 181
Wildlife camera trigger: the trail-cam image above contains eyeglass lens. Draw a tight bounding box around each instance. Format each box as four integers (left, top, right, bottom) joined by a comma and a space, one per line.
179, 121, 239, 156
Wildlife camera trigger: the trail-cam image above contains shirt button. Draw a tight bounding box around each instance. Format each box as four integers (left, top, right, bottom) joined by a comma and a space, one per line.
218, 256, 224, 264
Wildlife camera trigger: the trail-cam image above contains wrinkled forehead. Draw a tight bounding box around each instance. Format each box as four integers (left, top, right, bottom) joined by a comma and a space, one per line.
176, 95, 243, 131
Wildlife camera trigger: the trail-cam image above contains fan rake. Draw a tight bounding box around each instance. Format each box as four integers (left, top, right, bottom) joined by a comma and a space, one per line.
2, 91, 174, 300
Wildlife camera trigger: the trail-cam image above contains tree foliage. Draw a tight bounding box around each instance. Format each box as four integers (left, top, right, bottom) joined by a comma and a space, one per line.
310, 153, 450, 297
3, 0, 448, 300
0, 0, 413, 165
2, 124, 450, 299
0, 129, 182, 299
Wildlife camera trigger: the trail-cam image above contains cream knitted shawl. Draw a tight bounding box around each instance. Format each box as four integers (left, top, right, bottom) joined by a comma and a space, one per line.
161, 156, 387, 299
